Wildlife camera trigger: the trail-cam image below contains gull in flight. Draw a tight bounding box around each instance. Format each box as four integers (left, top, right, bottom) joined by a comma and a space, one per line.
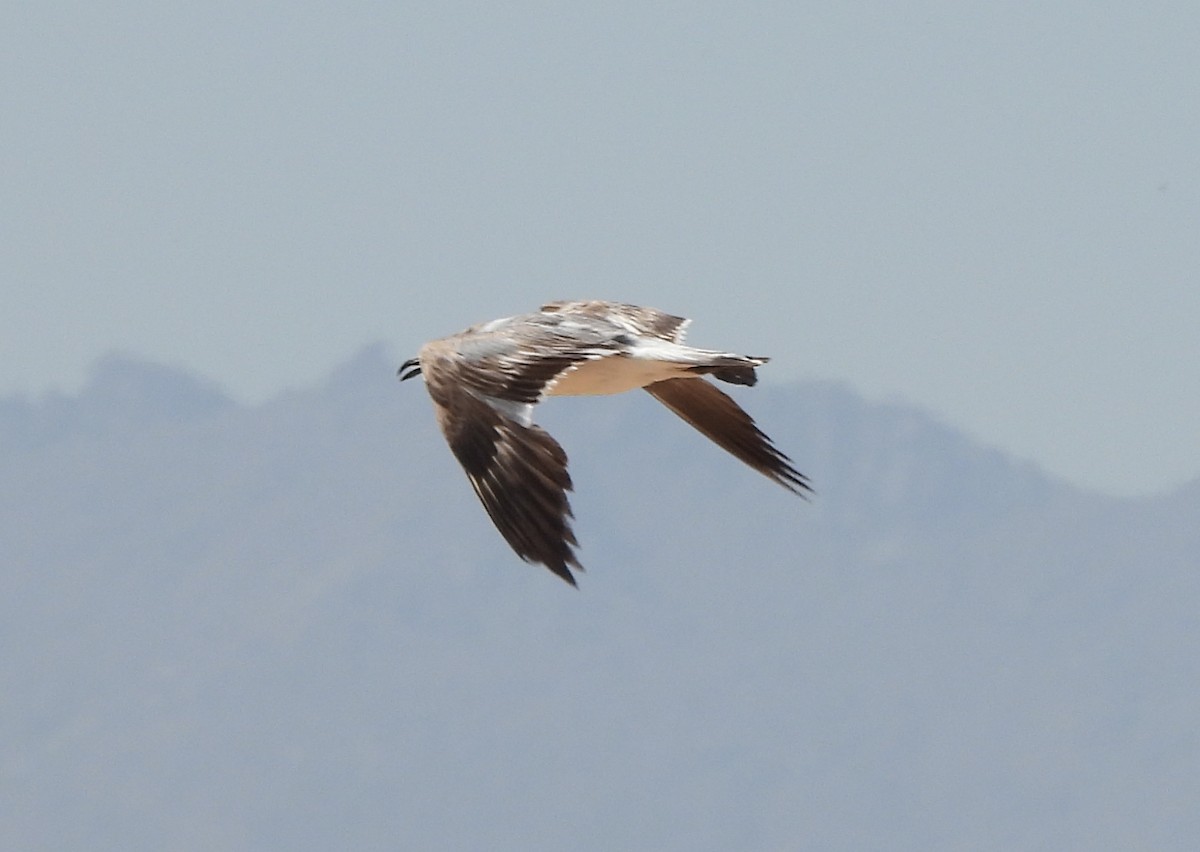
398, 300, 811, 585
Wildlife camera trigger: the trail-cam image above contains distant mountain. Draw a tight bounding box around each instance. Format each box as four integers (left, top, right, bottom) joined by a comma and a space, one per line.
1, 347, 1195, 851
0, 353, 234, 453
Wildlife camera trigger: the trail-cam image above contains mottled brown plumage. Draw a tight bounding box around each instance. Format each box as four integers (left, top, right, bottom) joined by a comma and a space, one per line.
399, 301, 810, 584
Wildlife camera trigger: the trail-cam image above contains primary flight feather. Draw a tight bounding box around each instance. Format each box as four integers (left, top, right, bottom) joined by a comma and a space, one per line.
398, 300, 811, 585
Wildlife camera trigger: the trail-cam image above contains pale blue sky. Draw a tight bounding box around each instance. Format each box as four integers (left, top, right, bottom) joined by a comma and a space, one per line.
4, 2, 1198, 497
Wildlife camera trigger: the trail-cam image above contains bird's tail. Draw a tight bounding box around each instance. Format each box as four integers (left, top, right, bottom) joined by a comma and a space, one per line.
629, 338, 769, 387
682, 352, 769, 387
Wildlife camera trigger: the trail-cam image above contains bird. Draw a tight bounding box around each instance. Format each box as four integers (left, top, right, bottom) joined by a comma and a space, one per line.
398, 300, 811, 585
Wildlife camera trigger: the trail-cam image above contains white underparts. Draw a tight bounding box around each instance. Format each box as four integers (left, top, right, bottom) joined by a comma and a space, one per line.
547, 353, 696, 397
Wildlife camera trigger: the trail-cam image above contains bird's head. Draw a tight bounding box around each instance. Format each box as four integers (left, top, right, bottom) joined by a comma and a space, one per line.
397, 357, 422, 382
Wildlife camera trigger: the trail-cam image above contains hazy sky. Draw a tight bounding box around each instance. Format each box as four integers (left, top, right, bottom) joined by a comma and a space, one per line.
4, 2, 1198, 497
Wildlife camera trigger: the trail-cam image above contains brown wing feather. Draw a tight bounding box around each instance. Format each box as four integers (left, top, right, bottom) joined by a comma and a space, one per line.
421, 324, 608, 406
454, 351, 582, 405
430, 388, 582, 585
644, 378, 812, 496
541, 300, 689, 342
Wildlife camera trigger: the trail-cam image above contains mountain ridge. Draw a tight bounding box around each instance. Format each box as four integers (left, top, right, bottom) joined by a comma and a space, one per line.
1, 346, 1194, 850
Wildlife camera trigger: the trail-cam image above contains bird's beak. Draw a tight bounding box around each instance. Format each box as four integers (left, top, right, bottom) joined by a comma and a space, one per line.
398, 358, 422, 382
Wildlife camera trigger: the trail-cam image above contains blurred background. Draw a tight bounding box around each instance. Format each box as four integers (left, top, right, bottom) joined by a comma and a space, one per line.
4, 1, 1198, 496
2, 3, 1198, 849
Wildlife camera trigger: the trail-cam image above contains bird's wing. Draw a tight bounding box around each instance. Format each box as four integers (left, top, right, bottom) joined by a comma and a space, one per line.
644, 377, 812, 496
443, 316, 622, 408
541, 300, 691, 343
422, 346, 584, 584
